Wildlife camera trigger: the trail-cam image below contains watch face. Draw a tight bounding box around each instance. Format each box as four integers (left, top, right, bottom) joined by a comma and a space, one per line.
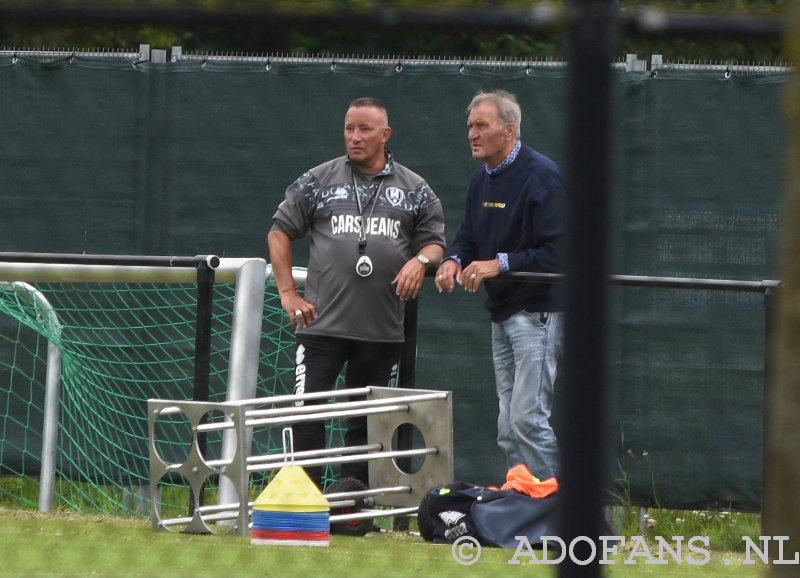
417, 254, 429, 265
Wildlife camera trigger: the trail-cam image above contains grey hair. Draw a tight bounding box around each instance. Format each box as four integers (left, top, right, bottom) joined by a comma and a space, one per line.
467, 89, 522, 139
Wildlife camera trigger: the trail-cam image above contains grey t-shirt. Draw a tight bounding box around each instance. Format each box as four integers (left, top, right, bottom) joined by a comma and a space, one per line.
271, 153, 446, 342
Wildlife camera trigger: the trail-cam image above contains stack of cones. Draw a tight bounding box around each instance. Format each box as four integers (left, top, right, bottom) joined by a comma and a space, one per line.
251, 464, 331, 547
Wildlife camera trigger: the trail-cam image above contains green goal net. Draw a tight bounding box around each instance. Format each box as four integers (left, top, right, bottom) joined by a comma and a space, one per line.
0, 267, 347, 517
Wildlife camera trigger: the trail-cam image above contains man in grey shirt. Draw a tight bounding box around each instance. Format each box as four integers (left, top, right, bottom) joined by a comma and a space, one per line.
268, 97, 446, 488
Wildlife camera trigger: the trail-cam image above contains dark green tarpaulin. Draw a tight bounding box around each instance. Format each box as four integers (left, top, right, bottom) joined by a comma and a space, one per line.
0, 55, 786, 510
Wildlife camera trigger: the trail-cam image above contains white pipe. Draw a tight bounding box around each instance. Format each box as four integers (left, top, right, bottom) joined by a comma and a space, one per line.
218, 258, 267, 510
0, 282, 63, 512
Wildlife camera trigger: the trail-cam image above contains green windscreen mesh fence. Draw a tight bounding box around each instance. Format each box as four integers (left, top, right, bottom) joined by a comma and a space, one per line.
0, 52, 788, 513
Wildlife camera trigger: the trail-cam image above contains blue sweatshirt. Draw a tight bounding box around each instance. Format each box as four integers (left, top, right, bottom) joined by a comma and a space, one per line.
446, 142, 565, 322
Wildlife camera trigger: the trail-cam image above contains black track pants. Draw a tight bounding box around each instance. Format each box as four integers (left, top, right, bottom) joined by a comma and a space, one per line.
291, 334, 402, 488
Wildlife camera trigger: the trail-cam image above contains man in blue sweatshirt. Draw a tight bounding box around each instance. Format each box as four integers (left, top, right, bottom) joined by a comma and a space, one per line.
435, 89, 565, 480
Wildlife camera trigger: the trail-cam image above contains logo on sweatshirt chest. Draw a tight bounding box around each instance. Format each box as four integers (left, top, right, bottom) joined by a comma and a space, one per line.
330, 214, 400, 238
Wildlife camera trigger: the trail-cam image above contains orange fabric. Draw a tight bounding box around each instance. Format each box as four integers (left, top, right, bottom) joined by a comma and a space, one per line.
500, 464, 558, 498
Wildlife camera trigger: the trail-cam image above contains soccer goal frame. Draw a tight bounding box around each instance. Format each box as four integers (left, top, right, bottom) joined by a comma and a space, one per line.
0, 253, 268, 512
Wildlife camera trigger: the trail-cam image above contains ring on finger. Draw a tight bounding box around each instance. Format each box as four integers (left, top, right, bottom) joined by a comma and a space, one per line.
470, 273, 477, 280
294, 309, 303, 318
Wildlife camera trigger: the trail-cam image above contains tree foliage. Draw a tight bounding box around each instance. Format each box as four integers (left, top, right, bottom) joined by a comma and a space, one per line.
0, 0, 790, 64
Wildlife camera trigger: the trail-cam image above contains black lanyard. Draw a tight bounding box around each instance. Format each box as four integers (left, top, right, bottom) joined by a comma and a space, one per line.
352, 169, 385, 255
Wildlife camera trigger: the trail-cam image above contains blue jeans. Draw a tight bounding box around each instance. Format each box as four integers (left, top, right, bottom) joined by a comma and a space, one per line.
492, 310, 564, 479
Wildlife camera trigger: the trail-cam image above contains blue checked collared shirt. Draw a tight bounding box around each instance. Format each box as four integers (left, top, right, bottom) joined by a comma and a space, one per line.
485, 139, 521, 175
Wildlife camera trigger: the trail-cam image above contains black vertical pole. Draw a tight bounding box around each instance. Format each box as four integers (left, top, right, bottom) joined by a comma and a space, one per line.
559, 1, 616, 574
397, 298, 418, 471
762, 284, 778, 533
400, 298, 418, 390
193, 259, 215, 403
190, 258, 215, 514
393, 297, 419, 530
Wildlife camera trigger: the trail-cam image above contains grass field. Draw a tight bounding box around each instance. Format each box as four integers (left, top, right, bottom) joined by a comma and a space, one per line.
0, 508, 770, 577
